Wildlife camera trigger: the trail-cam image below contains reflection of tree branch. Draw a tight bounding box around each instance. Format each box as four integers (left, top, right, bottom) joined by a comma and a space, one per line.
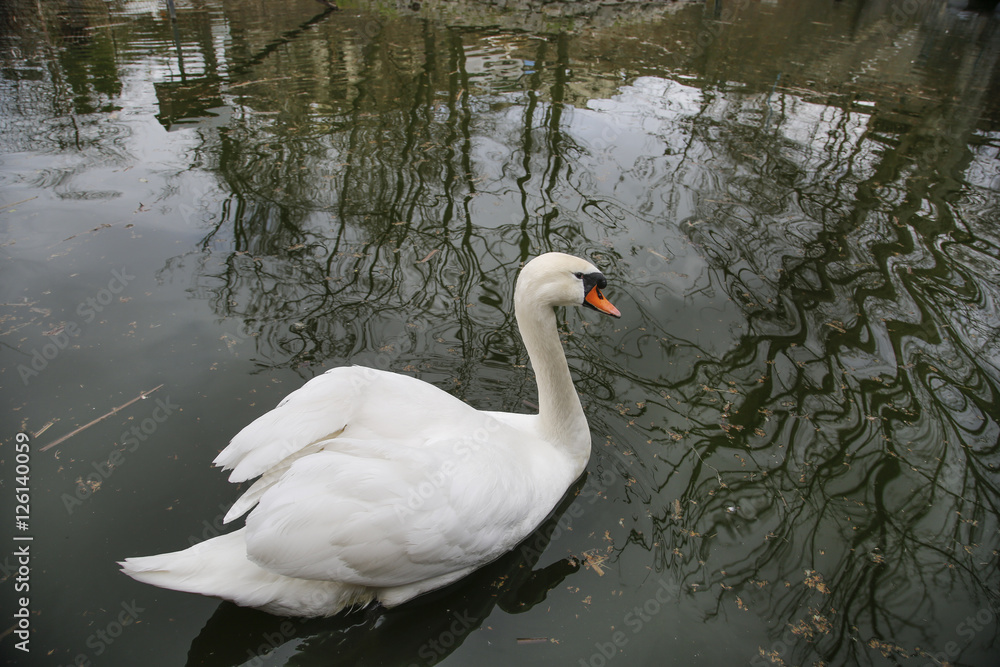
138, 9, 1000, 665
589, 52, 1000, 664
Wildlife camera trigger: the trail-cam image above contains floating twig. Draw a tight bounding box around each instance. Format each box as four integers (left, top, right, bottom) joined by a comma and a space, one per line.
40, 384, 165, 452
2, 196, 38, 211
226, 77, 291, 90
417, 249, 440, 263
583, 551, 607, 576
33, 421, 55, 438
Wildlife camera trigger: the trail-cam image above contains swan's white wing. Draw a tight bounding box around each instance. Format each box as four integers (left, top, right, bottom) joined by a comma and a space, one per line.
214, 368, 356, 483
215, 367, 472, 484
242, 436, 568, 588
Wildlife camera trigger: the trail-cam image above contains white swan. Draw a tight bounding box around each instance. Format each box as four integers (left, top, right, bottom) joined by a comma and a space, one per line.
120, 252, 621, 617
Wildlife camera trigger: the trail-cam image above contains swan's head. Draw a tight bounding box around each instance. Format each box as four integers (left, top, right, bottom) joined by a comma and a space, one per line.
515, 252, 621, 318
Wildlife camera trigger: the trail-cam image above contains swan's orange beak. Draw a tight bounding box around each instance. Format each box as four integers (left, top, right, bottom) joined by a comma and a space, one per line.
585, 285, 621, 318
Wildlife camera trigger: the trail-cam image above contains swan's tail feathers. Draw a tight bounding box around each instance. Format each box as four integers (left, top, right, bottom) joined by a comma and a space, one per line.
119, 529, 373, 617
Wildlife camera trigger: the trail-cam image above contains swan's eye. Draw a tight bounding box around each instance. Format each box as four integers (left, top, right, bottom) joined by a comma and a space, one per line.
573, 272, 584, 279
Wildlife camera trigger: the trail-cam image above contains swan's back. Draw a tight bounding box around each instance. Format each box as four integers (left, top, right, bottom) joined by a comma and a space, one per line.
216, 366, 575, 587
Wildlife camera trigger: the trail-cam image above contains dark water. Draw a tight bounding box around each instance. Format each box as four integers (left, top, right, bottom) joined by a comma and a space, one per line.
2, 0, 1000, 665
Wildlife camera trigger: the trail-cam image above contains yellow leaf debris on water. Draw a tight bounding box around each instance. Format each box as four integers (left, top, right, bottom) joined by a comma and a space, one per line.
583, 550, 607, 576
803, 570, 831, 594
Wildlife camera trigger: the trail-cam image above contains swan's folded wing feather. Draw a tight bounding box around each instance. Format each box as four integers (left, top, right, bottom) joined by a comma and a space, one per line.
215, 366, 478, 485
242, 442, 555, 588
214, 368, 358, 483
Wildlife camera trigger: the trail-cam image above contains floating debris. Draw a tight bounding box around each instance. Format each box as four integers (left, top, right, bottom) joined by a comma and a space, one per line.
582, 550, 607, 576
803, 570, 831, 594
40, 384, 165, 451
418, 248, 440, 263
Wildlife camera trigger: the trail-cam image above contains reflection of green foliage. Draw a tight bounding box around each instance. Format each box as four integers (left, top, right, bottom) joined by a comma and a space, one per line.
4, 0, 999, 664
58, 32, 122, 114
604, 60, 1000, 663
157, 3, 1000, 664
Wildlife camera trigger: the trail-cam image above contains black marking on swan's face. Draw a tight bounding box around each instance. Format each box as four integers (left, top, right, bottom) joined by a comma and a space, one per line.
577, 271, 607, 298
576, 270, 620, 318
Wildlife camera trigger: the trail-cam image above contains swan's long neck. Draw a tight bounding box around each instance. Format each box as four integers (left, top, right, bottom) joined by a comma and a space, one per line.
515, 297, 591, 468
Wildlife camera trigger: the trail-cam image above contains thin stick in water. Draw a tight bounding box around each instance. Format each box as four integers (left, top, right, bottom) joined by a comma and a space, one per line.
40, 384, 165, 452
